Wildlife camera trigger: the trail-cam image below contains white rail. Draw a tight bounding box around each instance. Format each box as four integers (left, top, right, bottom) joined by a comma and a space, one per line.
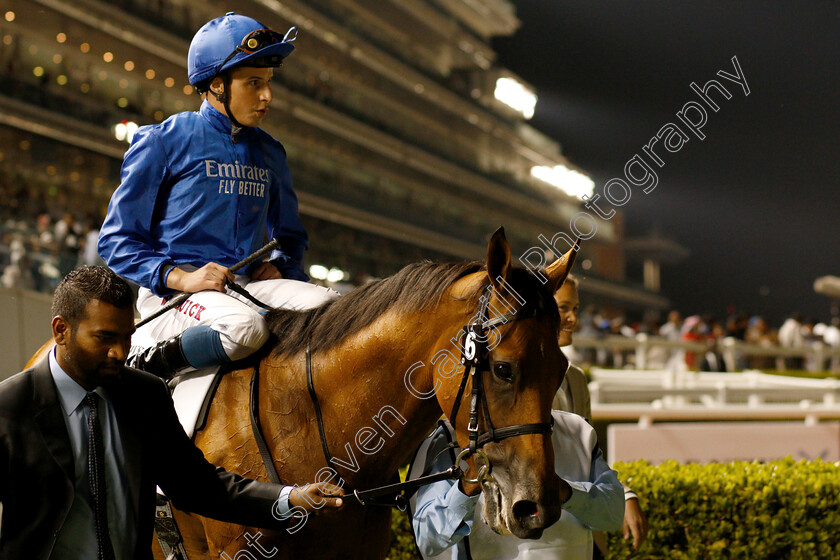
572, 333, 840, 372
588, 367, 840, 423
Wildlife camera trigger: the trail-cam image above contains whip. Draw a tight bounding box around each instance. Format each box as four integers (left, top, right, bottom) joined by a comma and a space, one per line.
134, 239, 281, 328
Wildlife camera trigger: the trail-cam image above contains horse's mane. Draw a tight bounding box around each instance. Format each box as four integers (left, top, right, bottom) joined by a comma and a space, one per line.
265, 261, 558, 356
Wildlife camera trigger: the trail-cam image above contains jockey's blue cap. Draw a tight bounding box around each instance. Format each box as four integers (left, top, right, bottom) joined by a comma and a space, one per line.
188, 13, 296, 87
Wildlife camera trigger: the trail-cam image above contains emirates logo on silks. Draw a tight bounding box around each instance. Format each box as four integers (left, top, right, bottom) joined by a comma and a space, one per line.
204, 159, 269, 198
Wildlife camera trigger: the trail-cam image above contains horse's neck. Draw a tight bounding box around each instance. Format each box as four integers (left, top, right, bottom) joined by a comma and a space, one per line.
286, 306, 469, 485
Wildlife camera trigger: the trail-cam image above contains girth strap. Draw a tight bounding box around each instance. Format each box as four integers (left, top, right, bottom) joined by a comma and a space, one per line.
250, 365, 282, 484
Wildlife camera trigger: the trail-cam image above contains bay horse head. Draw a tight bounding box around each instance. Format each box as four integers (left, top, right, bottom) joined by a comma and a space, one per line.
433, 227, 579, 539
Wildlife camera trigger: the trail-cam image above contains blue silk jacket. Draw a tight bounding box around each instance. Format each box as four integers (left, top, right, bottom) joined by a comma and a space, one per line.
99, 100, 308, 296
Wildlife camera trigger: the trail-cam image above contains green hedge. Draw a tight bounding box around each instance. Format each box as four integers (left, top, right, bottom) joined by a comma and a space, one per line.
387, 458, 840, 559
606, 458, 840, 559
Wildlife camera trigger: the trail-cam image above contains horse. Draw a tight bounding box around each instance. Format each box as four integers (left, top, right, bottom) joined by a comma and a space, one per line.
29, 228, 577, 559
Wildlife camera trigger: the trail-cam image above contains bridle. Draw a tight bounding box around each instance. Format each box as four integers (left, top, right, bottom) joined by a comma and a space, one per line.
447, 284, 554, 482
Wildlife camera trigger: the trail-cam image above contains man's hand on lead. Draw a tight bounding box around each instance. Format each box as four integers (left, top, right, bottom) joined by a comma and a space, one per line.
289, 483, 345, 514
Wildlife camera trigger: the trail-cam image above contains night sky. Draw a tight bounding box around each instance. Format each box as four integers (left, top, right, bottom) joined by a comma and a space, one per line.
493, 1, 840, 325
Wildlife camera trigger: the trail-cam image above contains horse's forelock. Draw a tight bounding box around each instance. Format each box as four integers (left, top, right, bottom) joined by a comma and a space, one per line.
506, 268, 560, 325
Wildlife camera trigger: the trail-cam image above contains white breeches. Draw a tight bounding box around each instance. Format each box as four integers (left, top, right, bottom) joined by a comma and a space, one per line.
133, 278, 339, 361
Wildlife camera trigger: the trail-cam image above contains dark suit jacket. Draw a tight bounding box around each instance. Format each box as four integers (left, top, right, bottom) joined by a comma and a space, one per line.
0, 360, 287, 559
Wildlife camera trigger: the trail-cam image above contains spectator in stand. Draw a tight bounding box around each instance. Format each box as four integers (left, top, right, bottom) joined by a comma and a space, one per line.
659, 310, 683, 370
659, 310, 682, 341
779, 313, 805, 369
745, 316, 775, 370
681, 315, 704, 371
644, 320, 669, 370
1, 235, 35, 290
79, 217, 105, 267
602, 316, 633, 368
577, 304, 598, 366
54, 212, 78, 246
55, 212, 81, 277
34, 213, 54, 248
802, 318, 821, 372
698, 315, 726, 372
726, 313, 749, 341
823, 317, 840, 372
725, 314, 749, 370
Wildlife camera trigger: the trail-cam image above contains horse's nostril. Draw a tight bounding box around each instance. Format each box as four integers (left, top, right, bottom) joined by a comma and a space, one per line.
512, 500, 539, 520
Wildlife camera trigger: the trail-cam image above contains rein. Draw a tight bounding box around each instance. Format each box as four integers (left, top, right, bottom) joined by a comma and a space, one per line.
304, 346, 449, 508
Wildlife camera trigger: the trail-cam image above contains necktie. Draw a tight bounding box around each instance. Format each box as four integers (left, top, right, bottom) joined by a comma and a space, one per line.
86, 392, 116, 560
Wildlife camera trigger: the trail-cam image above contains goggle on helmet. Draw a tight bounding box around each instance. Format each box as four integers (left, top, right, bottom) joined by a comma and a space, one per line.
188, 12, 297, 90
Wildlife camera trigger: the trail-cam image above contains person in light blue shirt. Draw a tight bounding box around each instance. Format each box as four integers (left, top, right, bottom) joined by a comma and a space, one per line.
553, 275, 648, 555
411, 413, 624, 560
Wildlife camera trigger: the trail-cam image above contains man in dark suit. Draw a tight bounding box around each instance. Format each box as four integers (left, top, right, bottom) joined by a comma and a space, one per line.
0, 266, 343, 559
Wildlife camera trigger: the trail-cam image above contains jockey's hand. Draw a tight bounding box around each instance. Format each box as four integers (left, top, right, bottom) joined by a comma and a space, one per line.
166, 263, 233, 293
289, 482, 344, 513
252, 262, 283, 281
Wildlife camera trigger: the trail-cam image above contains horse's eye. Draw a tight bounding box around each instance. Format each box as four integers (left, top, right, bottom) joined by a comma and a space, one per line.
493, 362, 514, 382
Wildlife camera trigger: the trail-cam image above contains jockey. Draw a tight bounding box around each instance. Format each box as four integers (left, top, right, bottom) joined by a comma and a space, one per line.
98, 12, 337, 378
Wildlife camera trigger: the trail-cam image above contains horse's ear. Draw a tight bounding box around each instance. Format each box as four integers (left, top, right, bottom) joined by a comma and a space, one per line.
486, 226, 511, 291
545, 237, 581, 294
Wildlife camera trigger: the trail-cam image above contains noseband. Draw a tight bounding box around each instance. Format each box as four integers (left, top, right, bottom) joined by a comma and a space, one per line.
448, 285, 554, 479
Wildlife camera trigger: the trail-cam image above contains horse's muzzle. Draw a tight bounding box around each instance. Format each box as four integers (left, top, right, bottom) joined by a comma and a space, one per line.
509, 498, 562, 538
481, 474, 562, 539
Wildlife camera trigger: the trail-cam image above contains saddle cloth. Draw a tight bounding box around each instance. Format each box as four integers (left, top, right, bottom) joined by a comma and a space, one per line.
170, 368, 220, 438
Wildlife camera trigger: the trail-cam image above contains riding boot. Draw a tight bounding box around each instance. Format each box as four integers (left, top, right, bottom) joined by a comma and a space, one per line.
127, 334, 191, 380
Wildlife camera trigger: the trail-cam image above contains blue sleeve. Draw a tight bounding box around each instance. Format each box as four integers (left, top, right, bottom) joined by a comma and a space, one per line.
266, 149, 309, 281
561, 447, 625, 531
98, 127, 175, 296
412, 430, 479, 558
